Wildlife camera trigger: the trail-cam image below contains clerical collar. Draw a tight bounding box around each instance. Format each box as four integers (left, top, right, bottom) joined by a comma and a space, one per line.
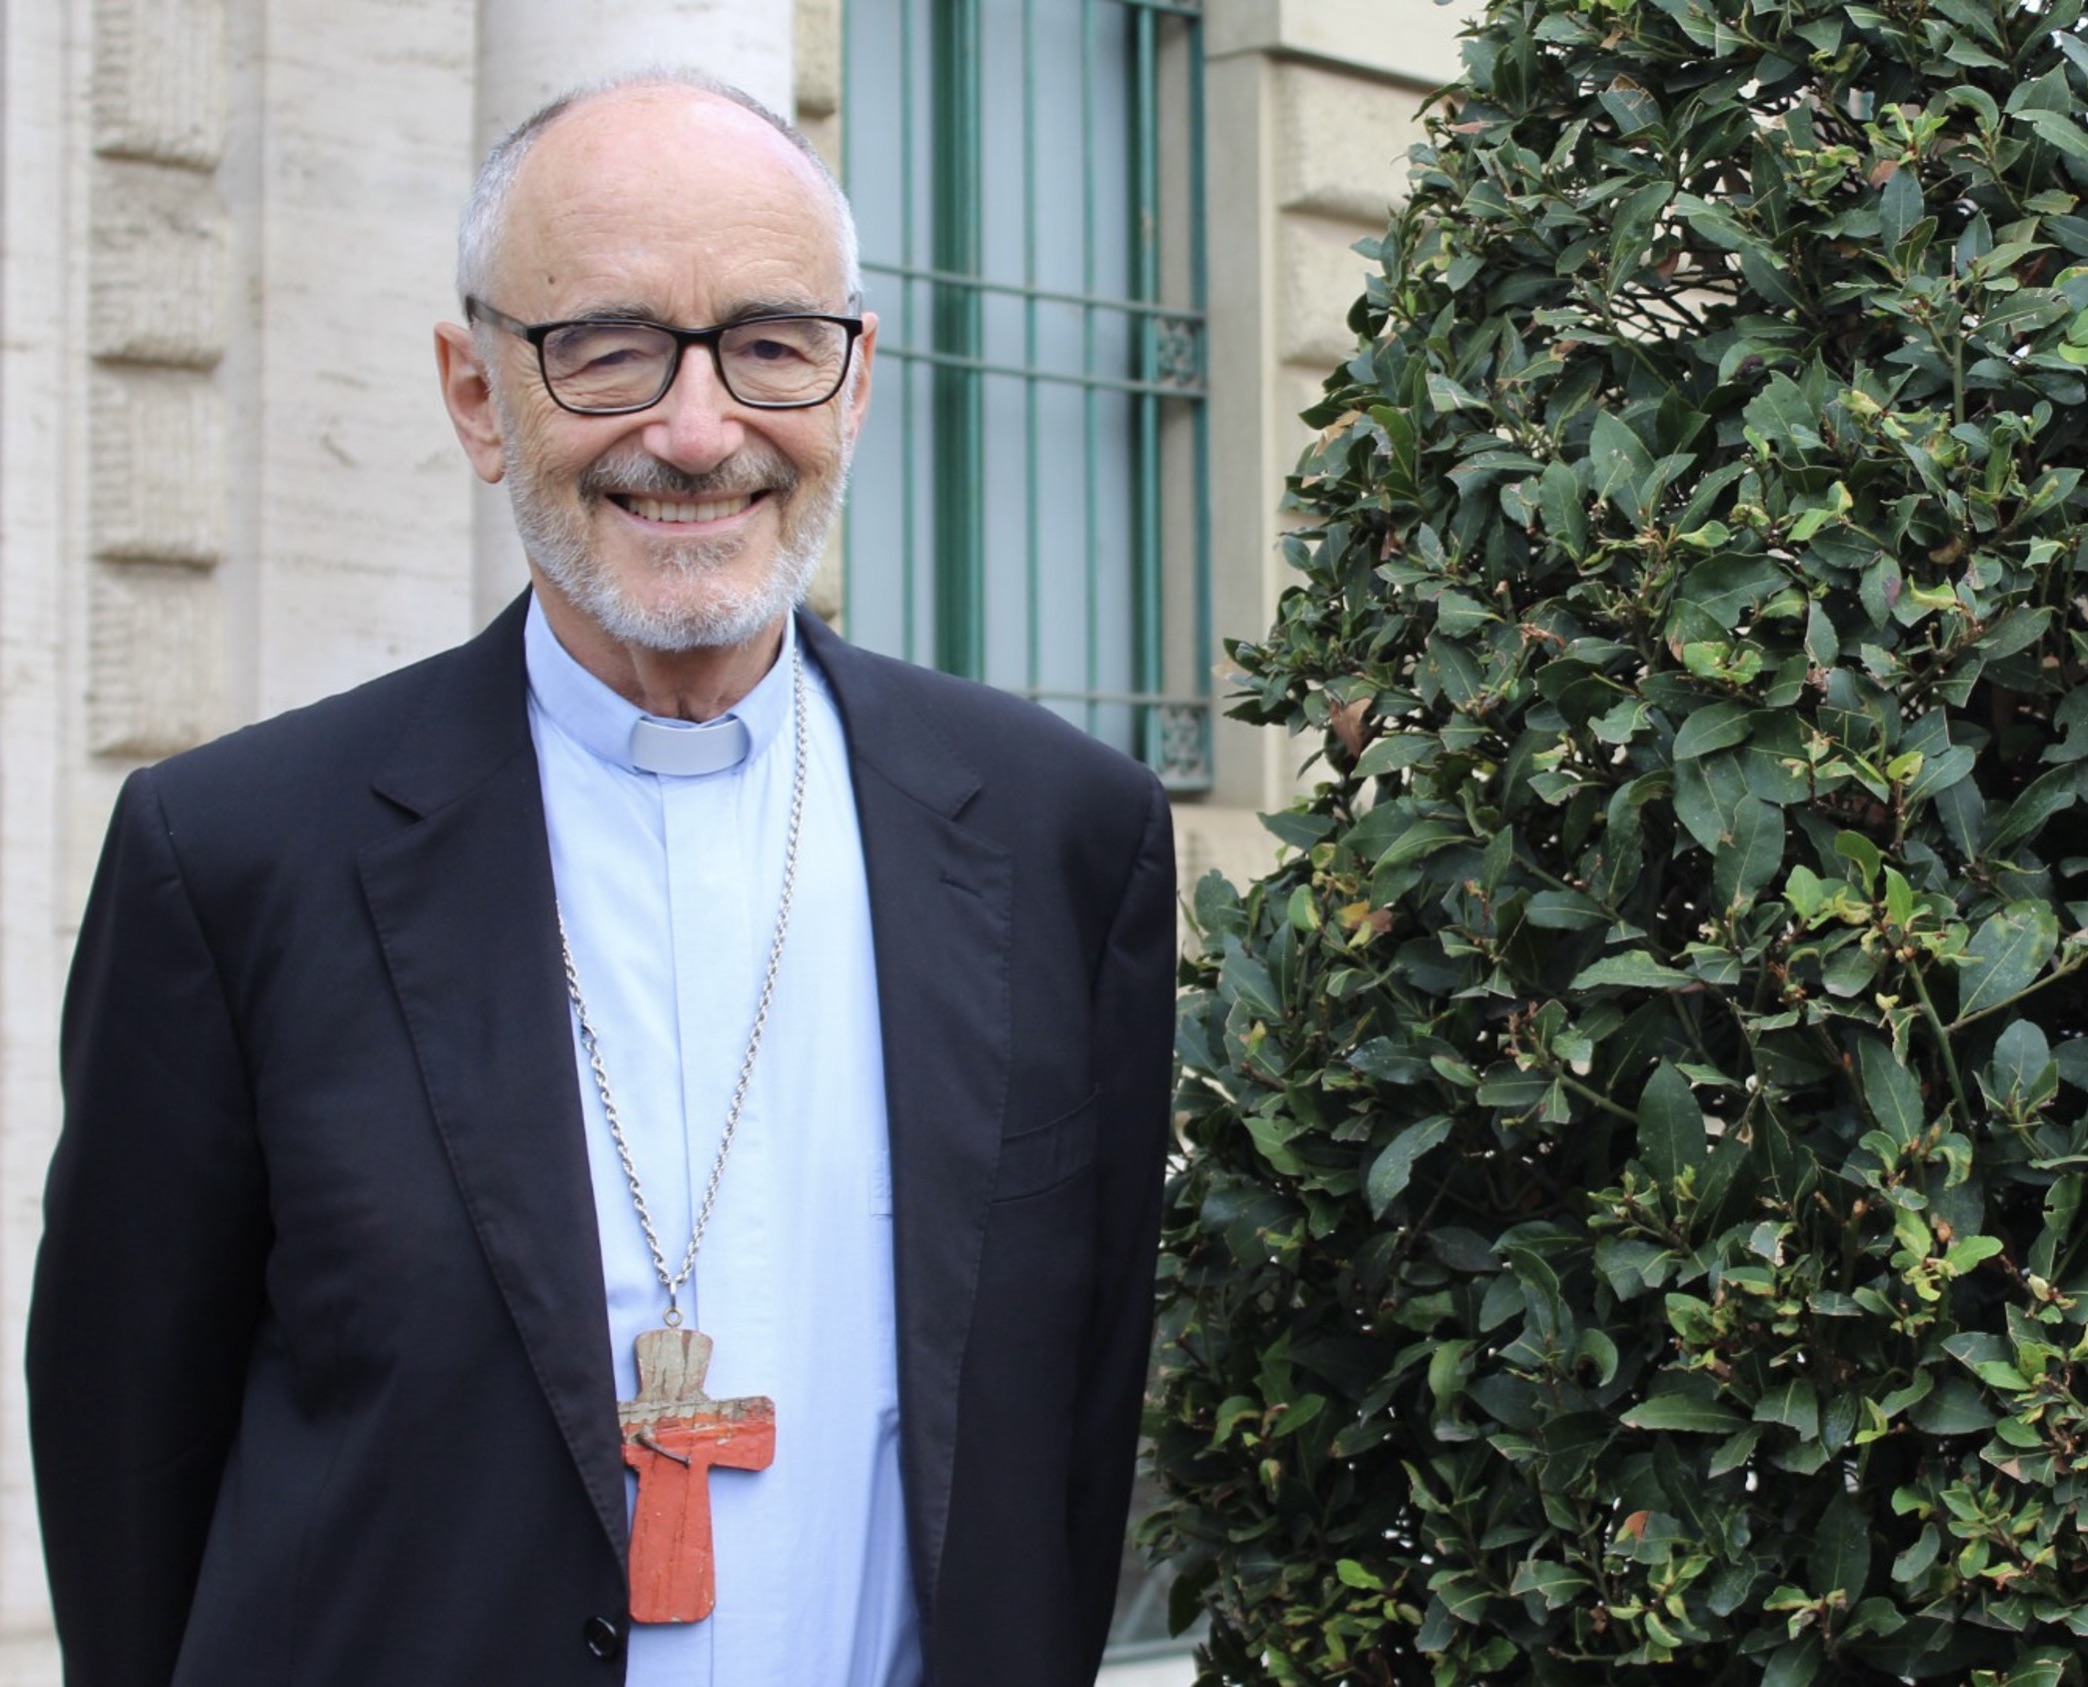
522, 594, 796, 778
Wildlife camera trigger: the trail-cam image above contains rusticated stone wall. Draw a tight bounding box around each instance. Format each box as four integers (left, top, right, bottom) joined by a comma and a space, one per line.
0, 5, 796, 1677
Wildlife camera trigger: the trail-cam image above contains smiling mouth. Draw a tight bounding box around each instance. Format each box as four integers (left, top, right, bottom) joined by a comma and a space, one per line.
610, 492, 763, 525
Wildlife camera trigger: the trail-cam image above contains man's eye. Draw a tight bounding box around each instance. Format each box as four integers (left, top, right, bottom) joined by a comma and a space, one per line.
580, 345, 651, 371
740, 336, 810, 363
547, 327, 667, 376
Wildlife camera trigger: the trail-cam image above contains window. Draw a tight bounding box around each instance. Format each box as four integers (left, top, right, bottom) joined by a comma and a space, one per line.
844, 0, 1210, 793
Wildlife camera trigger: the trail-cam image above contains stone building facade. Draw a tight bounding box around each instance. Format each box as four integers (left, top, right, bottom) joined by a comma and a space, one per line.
0, 0, 1464, 1676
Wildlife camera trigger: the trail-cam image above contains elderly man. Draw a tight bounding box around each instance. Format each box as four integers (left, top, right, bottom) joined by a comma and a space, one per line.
28, 72, 1174, 1687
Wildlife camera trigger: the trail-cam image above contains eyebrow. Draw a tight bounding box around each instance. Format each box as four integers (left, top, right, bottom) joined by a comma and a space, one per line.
556, 297, 842, 328
723, 297, 835, 322
561, 301, 671, 325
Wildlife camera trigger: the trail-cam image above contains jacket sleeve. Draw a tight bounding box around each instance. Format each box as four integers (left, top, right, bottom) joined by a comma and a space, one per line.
28, 769, 270, 1687
1066, 772, 1176, 1675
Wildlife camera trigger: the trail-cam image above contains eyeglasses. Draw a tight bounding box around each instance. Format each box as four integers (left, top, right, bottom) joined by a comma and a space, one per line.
465, 298, 864, 415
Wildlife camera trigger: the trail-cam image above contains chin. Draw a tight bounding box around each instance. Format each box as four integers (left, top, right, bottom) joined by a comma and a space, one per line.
548, 542, 820, 654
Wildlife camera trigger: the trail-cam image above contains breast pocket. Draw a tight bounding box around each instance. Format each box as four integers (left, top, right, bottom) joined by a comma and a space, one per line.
991, 1088, 1099, 1203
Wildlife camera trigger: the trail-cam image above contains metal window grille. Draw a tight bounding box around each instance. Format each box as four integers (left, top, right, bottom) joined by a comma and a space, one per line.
843, 0, 1211, 794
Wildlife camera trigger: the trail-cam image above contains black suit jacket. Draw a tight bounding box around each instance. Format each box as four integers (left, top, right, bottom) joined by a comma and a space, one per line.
28, 597, 1175, 1687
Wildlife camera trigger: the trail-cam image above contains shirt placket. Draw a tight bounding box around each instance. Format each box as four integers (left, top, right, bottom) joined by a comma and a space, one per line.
662, 761, 777, 1682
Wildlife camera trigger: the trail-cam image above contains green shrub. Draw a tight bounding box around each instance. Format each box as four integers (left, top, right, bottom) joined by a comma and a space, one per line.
1148, 2, 2088, 1683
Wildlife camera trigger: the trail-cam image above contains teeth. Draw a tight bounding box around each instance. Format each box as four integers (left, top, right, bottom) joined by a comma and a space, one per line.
629, 494, 753, 524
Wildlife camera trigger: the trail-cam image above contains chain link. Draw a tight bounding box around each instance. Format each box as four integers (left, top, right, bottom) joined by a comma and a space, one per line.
557, 640, 808, 1327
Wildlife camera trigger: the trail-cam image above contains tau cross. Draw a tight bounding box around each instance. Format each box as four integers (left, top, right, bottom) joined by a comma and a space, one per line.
618, 1326, 776, 1623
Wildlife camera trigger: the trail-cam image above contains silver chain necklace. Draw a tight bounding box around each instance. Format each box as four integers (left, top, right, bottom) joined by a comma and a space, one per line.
557, 639, 808, 1328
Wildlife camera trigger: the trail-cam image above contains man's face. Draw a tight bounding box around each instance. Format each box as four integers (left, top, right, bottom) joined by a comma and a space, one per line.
454, 89, 875, 654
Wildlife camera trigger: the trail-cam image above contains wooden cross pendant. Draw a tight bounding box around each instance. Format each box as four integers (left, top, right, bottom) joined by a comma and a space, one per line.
617, 1327, 776, 1623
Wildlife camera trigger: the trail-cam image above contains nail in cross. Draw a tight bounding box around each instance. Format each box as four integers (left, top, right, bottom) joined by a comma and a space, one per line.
617, 1327, 776, 1623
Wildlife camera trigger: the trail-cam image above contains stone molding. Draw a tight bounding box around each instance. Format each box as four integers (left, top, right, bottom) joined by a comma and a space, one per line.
88, 564, 226, 759
1272, 60, 1420, 227
88, 368, 228, 567
1205, 0, 1472, 87
93, 0, 229, 168
87, 160, 230, 367
86, 0, 230, 759
794, 0, 843, 170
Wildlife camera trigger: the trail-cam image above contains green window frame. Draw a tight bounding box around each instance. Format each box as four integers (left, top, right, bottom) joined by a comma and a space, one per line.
843, 0, 1211, 793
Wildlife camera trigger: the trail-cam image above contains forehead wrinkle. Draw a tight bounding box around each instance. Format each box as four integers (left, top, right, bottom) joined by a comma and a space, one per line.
545, 290, 839, 323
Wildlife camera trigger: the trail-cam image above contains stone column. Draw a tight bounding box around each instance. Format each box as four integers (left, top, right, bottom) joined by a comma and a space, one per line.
1189, 0, 1467, 887
468, 0, 799, 624
223, 0, 480, 725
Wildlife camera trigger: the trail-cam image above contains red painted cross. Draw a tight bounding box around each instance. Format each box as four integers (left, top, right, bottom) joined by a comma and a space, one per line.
617, 1327, 776, 1623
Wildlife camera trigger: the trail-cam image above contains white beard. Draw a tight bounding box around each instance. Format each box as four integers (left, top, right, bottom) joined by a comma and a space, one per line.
498, 404, 850, 653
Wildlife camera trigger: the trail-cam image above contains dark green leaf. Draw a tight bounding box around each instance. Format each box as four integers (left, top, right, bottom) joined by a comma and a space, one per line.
1509, 1559, 1592, 1608
1260, 809, 1333, 851
1639, 1061, 1707, 1186
1986, 765, 2079, 856
1763, 1633, 1823, 1687
1878, 168, 1923, 248
1804, 601, 1839, 667
1365, 1115, 1453, 1216
1754, 1379, 1820, 1440
1621, 1395, 1748, 1433
1597, 84, 1660, 135
1987, 1014, 2054, 1110
1673, 752, 1749, 854
1521, 889, 1609, 930
1425, 371, 1486, 413
1714, 795, 1785, 909
1808, 1493, 1871, 1598
1908, 1378, 1998, 1435
1859, 1037, 1925, 1147
1673, 556, 1785, 627
1589, 411, 1654, 511
1220, 940, 1281, 1020
1540, 457, 1588, 558
1353, 733, 1439, 778
1569, 953, 1695, 990
2018, 105, 2088, 165
1672, 701, 1755, 761
1904, 743, 1975, 803
1956, 903, 2060, 1020
1892, 1524, 1941, 1584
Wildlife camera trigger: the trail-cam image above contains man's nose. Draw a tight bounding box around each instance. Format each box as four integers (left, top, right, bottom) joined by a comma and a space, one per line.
639, 345, 747, 472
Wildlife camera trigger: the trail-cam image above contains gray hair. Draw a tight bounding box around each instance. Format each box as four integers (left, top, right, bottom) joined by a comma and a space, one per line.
455, 67, 862, 312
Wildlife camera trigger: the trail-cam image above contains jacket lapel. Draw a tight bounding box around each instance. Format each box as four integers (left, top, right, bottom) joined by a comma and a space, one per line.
355, 599, 626, 1560
802, 615, 1011, 1622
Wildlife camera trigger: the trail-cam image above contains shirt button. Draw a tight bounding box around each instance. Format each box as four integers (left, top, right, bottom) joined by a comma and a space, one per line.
583, 1615, 624, 1660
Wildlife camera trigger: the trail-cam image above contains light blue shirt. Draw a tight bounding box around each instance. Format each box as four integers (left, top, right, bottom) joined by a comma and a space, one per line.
525, 598, 922, 1687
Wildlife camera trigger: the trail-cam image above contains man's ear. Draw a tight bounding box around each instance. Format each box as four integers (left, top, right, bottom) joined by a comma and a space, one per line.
434, 321, 508, 485
844, 311, 878, 442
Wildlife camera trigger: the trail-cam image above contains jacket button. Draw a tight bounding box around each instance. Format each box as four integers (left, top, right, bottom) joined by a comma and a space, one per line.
582, 1615, 624, 1660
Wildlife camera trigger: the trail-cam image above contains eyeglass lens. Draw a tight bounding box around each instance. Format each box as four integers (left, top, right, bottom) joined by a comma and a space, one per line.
539, 318, 851, 410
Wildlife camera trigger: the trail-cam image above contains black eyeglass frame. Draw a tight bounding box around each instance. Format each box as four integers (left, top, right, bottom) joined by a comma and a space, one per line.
465, 297, 866, 416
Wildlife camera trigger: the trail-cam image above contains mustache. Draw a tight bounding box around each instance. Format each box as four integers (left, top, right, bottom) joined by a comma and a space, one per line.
578, 447, 798, 503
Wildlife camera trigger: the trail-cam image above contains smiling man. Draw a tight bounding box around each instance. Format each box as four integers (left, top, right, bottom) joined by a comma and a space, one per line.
28, 72, 1176, 1687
